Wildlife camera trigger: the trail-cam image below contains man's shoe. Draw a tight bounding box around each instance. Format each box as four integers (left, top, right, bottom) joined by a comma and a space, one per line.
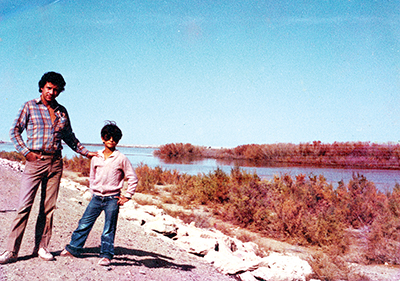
32, 249, 38, 257
60, 249, 73, 257
0, 251, 17, 264
98, 257, 111, 266
38, 248, 54, 261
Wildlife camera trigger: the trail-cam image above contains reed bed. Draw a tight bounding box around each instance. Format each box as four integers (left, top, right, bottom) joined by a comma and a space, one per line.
155, 141, 400, 169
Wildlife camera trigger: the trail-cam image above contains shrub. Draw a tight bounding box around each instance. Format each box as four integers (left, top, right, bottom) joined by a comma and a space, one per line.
0, 151, 26, 163
63, 155, 90, 176
134, 163, 181, 194
154, 141, 400, 169
154, 143, 205, 163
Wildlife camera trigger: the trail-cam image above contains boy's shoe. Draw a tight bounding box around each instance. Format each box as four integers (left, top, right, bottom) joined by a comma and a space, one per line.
38, 248, 54, 261
0, 251, 18, 264
98, 257, 111, 266
60, 249, 74, 257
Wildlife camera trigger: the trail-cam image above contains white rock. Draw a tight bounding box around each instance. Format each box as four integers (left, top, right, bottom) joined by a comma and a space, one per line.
141, 205, 166, 217
69, 198, 82, 204
248, 267, 276, 281
252, 252, 313, 281
237, 271, 259, 281
82, 190, 92, 201
120, 208, 155, 225
177, 235, 218, 256
0, 159, 24, 172
144, 218, 178, 237
204, 249, 262, 275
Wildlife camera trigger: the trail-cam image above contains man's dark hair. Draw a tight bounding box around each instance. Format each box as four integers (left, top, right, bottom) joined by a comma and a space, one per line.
101, 121, 122, 143
38, 71, 66, 93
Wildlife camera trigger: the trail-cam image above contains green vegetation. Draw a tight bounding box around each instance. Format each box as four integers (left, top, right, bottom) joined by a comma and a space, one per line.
155, 141, 400, 169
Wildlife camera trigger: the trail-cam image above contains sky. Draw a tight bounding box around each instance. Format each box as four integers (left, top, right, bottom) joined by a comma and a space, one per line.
0, 0, 399, 148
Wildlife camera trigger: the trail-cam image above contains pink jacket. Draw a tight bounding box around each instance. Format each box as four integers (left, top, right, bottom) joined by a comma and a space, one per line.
89, 149, 138, 198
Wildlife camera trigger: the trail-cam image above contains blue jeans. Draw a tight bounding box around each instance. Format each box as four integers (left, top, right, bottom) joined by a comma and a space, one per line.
66, 194, 119, 260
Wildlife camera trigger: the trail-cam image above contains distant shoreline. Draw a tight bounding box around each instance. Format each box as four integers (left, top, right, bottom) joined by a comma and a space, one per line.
83, 143, 161, 148
0, 141, 160, 149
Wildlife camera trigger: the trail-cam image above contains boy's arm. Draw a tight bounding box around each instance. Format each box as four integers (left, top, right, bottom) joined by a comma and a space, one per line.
122, 157, 138, 199
89, 156, 96, 187
117, 196, 130, 206
117, 156, 138, 206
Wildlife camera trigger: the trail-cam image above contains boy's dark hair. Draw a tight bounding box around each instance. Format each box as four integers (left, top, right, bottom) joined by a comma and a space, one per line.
38, 71, 66, 93
101, 121, 122, 143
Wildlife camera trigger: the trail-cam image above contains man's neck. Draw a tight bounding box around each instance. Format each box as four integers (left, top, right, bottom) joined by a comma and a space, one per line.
41, 95, 57, 123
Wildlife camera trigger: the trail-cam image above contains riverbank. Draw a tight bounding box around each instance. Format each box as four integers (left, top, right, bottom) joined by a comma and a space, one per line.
1, 142, 400, 192
0, 159, 399, 280
155, 142, 400, 170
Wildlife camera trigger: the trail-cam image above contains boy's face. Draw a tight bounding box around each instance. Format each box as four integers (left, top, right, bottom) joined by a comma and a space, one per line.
102, 136, 118, 150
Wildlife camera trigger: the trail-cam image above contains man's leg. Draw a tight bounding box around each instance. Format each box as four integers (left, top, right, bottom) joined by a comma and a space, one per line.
5, 160, 47, 254
35, 156, 63, 251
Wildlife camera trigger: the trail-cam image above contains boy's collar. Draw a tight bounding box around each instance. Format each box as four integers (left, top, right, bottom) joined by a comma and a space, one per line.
100, 149, 118, 157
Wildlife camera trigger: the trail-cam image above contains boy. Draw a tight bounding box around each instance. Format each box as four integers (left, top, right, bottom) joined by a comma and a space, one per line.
61, 121, 138, 266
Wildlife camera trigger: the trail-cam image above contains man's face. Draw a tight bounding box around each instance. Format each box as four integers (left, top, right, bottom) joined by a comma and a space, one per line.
41, 82, 60, 103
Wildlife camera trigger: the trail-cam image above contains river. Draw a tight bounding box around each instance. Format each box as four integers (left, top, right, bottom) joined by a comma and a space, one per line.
1, 142, 399, 192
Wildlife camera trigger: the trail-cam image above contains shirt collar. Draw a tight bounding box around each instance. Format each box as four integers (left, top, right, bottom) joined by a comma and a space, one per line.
35, 97, 60, 109
100, 149, 119, 159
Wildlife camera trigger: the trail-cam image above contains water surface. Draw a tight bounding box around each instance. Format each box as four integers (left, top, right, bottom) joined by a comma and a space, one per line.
1, 142, 399, 192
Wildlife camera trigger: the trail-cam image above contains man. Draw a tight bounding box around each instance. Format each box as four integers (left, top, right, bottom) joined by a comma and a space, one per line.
0, 72, 97, 264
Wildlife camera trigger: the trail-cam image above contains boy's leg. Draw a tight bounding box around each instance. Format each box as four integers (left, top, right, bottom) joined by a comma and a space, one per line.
66, 196, 102, 256
99, 196, 119, 260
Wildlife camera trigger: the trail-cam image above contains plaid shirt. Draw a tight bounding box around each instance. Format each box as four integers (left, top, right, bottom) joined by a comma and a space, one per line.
10, 98, 89, 157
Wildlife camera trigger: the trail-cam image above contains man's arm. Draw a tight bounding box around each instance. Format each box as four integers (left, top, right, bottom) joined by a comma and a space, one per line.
60, 109, 95, 158
9, 104, 31, 157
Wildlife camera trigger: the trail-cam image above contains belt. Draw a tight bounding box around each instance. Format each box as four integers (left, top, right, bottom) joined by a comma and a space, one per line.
31, 150, 61, 156
93, 193, 120, 200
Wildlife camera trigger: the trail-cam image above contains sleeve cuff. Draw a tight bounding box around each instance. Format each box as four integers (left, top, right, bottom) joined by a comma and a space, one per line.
22, 148, 31, 157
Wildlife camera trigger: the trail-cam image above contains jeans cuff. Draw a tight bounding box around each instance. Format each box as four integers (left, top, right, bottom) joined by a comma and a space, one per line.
100, 253, 113, 260
65, 244, 82, 257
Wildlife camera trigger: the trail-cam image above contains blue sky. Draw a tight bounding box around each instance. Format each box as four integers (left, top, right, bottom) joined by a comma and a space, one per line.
1, 0, 399, 148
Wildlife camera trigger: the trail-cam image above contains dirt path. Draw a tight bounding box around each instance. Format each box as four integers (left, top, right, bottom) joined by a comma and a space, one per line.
0, 165, 235, 281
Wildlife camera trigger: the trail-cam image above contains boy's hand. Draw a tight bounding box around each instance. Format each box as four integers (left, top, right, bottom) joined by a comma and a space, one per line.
117, 196, 130, 206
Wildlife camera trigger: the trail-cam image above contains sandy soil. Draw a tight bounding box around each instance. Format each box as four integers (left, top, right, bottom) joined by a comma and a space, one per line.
0, 165, 235, 281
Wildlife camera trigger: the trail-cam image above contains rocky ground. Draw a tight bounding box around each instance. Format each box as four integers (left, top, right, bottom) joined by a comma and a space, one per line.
0, 163, 235, 281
